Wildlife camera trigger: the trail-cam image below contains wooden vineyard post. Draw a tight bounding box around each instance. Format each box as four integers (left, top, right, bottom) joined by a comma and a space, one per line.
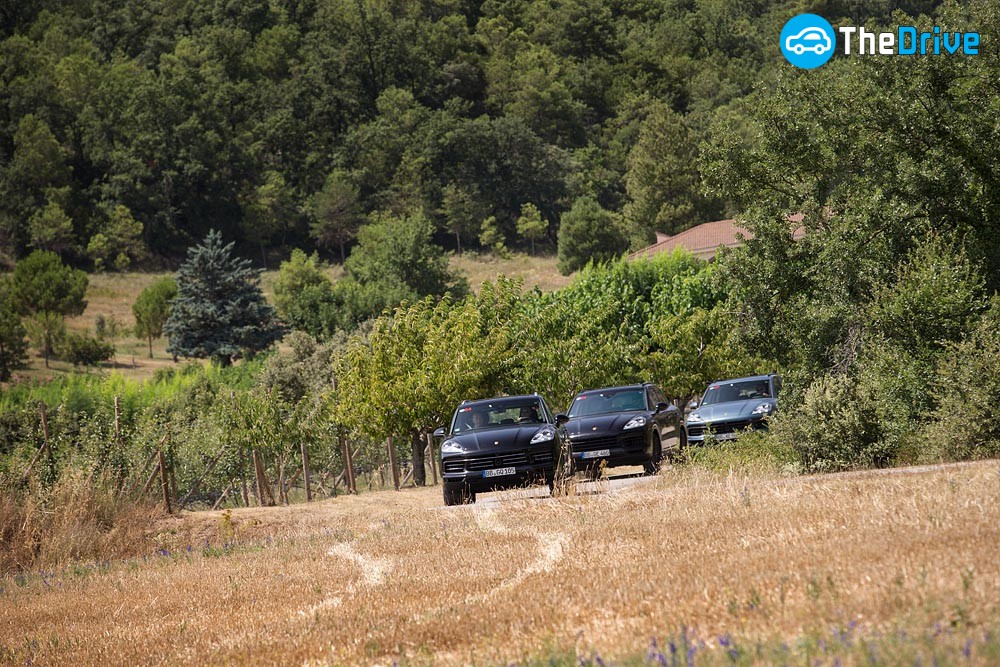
113, 395, 121, 444
252, 449, 276, 506
301, 441, 312, 502
158, 449, 172, 513
426, 432, 438, 486
341, 433, 356, 494
387, 436, 400, 491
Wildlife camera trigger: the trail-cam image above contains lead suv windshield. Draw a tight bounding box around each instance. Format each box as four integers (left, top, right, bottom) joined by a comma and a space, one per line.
701, 379, 771, 406
568, 388, 646, 417
451, 397, 546, 433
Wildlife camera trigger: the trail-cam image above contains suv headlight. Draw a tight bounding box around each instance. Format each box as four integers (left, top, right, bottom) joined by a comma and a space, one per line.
623, 416, 647, 430
441, 439, 464, 454
687, 412, 702, 422
751, 403, 774, 416
530, 427, 555, 444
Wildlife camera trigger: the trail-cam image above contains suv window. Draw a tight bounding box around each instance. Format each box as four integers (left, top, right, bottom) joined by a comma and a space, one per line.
701, 379, 772, 406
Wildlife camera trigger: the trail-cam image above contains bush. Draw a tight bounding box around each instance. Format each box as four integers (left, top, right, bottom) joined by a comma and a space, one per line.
921, 299, 1000, 462
60, 332, 114, 367
768, 373, 891, 473
556, 196, 628, 275
687, 431, 801, 475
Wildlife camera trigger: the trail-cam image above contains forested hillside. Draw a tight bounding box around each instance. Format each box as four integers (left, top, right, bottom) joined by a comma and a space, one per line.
0, 0, 942, 268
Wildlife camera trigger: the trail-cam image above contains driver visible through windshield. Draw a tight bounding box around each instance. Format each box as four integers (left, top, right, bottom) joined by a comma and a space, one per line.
452, 398, 545, 432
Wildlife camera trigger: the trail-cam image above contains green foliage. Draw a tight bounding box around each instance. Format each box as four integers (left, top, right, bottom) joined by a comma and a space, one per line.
132, 277, 177, 358
60, 332, 114, 367
87, 204, 145, 272
768, 373, 889, 474
687, 431, 800, 476
309, 169, 364, 263
0, 282, 28, 380
479, 216, 508, 257
339, 211, 467, 325
10, 250, 88, 317
271, 250, 340, 338
28, 199, 74, 255
165, 230, 285, 366
516, 203, 548, 255
556, 196, 627, 275
922, 299, 1000, 462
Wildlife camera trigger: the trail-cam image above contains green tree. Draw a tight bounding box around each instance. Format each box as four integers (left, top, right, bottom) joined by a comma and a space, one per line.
272, 250, 340, 337
439, 182, 487, 254
165, 230, 285, 366
516, 202, 548, 255
310, 169, 365, 263
344, 211, 466, 306
479, 215, 507, 256
11, 250, 88, 367
28, 199, 75, 255
0, 281, 29, 380
556, 196, 627, 275
61, 332, 115, 368
87, 204, 145, 271
242, 170, 295, 267
132, 278, 178, 358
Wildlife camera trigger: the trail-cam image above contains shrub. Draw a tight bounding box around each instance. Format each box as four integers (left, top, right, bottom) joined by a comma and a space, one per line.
61, 332, 114, 367
921, 299, 1000, 462
768, 373, 891, 473
687, 431, 801, 475
556, 196, 628, 275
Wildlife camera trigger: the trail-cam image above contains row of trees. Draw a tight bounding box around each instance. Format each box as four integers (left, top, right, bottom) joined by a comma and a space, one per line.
0, 0, 938, 269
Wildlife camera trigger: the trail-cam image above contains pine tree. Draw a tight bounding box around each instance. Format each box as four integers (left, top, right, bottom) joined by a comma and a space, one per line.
164, 230, 285, 366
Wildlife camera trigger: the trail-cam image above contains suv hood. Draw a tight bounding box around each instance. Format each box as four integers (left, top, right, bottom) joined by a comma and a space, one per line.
565, 412, 642, 437
443, 424, 549, 455
693, 400, 775, 422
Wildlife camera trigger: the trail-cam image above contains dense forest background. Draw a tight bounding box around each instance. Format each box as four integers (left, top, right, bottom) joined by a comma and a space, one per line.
0, 0, 944, 269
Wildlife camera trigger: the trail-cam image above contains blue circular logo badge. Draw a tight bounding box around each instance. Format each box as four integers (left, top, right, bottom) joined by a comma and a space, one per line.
780, 14, 836, 69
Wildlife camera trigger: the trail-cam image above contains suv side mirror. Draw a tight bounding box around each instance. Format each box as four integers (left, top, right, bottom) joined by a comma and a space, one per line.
554, 414, 569, 426
655, 402, 670, 413
432, 426, 446, 438
686, 399, 699, 411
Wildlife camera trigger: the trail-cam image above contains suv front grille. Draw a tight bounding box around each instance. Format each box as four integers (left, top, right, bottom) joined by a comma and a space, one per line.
572, 432, 644, 453
689, 420, 759, 438
443, 451, 536, 474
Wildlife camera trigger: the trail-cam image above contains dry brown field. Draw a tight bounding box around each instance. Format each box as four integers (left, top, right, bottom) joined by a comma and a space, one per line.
2, 462, 999, 665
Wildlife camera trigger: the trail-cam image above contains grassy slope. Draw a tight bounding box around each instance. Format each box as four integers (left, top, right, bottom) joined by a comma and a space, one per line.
1, 462, 998, 665
9, 252, 567, 383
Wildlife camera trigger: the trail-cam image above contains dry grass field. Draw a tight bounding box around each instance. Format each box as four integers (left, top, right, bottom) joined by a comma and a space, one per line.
2, 462, 999, 666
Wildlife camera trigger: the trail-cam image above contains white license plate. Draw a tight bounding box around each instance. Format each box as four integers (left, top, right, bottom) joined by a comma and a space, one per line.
581, 449, 611, 459
714, 432, 740, 441
483, 466, 516, 478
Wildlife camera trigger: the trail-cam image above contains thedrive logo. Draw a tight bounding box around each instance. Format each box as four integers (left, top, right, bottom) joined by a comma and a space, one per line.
780, 13, 982, 69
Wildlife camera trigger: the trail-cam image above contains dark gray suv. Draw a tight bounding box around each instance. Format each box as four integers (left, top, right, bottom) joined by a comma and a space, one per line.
685, 374, 781, 445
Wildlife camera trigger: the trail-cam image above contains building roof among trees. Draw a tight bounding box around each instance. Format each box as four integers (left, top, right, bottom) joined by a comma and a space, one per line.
629, 215, 806, 261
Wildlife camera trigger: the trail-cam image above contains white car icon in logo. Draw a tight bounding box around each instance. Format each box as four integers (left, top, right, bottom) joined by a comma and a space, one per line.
785, 27, 832, 55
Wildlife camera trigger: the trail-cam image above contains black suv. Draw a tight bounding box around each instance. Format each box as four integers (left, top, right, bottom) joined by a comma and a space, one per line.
563, 383, 685, 475
434, 394, 572, 505
686, 374, 781, 445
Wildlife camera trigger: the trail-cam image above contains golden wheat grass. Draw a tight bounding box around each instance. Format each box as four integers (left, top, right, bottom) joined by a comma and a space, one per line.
1, 462, 999, 665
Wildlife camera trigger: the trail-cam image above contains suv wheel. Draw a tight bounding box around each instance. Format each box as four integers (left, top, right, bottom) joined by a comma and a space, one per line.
643, 431, 663, 475
443, 484, 474, 506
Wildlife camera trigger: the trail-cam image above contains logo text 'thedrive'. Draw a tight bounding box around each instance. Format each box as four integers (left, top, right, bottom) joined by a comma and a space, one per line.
838, 26, 980, 56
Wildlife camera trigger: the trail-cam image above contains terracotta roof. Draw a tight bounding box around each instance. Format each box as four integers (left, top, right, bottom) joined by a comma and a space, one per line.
628, 215, 806, 261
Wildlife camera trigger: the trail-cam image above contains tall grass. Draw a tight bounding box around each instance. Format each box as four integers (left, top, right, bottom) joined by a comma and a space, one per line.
0, 470, 160, 574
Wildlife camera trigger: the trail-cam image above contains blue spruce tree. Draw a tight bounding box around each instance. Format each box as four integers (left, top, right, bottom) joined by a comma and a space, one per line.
165, 230, 285, 366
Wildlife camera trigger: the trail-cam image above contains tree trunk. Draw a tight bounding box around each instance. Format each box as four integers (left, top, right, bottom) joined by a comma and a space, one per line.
410, 431, 426, 487
455, 232, 461, 254
340, 239, 346, 264
147, 335, 153, 358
